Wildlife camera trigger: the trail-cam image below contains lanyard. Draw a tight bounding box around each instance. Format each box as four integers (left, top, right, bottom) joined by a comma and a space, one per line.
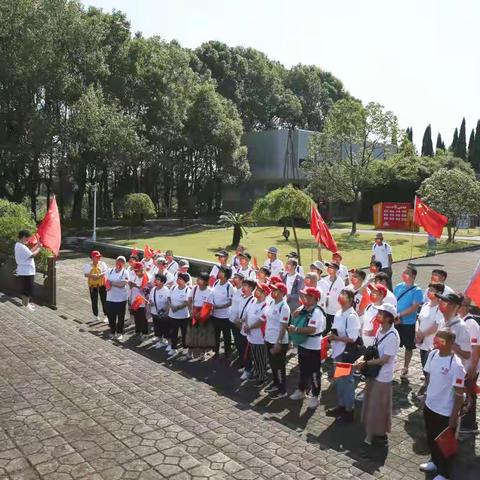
240, 296, 254, 319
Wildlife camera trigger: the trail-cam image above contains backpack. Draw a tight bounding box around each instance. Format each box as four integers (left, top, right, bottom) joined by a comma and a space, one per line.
289, 306, 325, 346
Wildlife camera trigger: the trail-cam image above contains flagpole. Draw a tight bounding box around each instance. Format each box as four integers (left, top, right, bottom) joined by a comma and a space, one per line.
409, 196, 417, 260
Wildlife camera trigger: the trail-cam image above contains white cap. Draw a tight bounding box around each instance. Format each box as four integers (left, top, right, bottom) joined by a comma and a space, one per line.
376, 303, 397, 317
310, 260, 326, 271
116, 255, 126, 263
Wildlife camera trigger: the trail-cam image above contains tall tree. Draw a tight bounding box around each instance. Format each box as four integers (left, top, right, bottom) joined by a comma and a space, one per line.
467, 129, 476, 166
450, 128, 459, 152
436, 133, 445, 151
406, 127, 413, 142
304, 99, 399, 234
421, 125, 434, 157
474, 120, 480, 172
455, 118, 467, 159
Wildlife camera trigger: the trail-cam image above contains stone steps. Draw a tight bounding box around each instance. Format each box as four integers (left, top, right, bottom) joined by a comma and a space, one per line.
0, 298, 347, 479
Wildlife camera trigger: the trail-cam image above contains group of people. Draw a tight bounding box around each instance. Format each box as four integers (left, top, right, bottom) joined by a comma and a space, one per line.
76, 233, 479, 480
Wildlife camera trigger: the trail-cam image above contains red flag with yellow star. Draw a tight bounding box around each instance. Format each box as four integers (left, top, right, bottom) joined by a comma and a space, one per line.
413, 196, 448, 239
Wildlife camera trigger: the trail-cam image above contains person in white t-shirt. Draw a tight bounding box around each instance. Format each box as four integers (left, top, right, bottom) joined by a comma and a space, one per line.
105, 256, 129, 340
83, 250, 109, 322
346, 269, 367, 315
286, 251, 305, 276
321, 262, 345, 333
354, 303, 400, 447
371, 232, 393, 290
331, 252, 349, 284
362, 284, 388, 347
14, 230, 41, 310
288, 287, 326, 409
373, 272, 397, 307
420, 329, 465, 479
152, 257, 175, 287
148, 273, 170, 348
243, 282, 270, 386
327, 289, 361, 424
264, 282, 291, 399
211, 266, 234, 358
416, 283, 445, 370
174, 259, 192, 286
231, 244, 245, 270
167, 272, 191, 357
186, 272, 215, 358
264, 246, 284, 277
423, 269, 454, 302
128, 262, 150, 339
209, 250, 229, 286
165, 250, 179, 276
458, 298, 480, 435
235, 252, 257, 281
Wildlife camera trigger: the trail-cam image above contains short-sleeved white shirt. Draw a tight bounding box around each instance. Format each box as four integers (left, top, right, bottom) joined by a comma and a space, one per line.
245, 299, 267, 345
444, 317, 472, 368
152, 267, 175, 286
375, 325, 400, 383
331, 307, 360, 358
105, 268, 129, 302
149, 286, 170, 315
423, 284, 454, 302
211, 281, 233, 319
361, 304, 379, 347
322, 276, 345, 315
235, 266, 257, 281
299, 307, 326, 350
129, 273, 149, 307
168, 285, 191, 319
371, 242, 392, 269
264, 301, 290, 344
264, 258, 284, 277
142, 258, 155, 272
15, 242, 35, 276
188, 285, 212, 308
463, 315, 480, 372
425, 351, 466, 416
385, 290, 398, 307
174, 272, 192, 286
338, 264, 349, 283
166, 260, 179, 275
417, 303, 444, 351
229, 287, 243, 322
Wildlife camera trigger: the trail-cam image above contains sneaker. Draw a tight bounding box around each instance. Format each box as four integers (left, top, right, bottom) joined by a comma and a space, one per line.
307, 397, 320, 410
270, 391, 288, 400
289, 390, 305, 401
240, 371, 251, 381
27, 304, 36, 312
355, 392, 365, 402
326, 406, 345, 417
237, 367, 245, 373
419, 461, 437, 473
154, 341, 165, 349
103, 316, 108, 323
116, 334, 124, 341
166, 345, 172, 353
432, 475, 448, 480
167, 349, 177, 358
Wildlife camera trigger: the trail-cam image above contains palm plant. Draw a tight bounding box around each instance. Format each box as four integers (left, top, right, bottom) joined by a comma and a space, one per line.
218, 211, 251, 248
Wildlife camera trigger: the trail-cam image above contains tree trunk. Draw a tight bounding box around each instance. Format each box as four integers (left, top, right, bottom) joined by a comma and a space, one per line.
231, 224, 242, 248
447, 225, 452, 243
350, 191, 360, 235
291, 217, 301, 265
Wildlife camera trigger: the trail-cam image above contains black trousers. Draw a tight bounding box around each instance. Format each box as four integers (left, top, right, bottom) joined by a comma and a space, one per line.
266, 341, 288, 393
169, 317, 188, 349
211, 316, 232, 355
462, 373, 479, 430
152, 314, 170, 338
107, 301, 126, 334
380, 267, 393, 291
19, 275, 34, 298
232, 323, 247, 362
89, 285, 107, 317
133, 307, 148, 334
423, 405, 452, 478
298, 346, 321, 397
324, 314, 335, 335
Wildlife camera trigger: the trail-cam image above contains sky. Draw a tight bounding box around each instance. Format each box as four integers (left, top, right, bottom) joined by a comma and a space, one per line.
82, 0, 480, 150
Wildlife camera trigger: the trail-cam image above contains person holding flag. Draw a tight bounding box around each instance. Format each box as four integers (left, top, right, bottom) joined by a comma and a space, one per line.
83, 250, 108, 323
129, 262, 150, 340
14, 230, 42, 311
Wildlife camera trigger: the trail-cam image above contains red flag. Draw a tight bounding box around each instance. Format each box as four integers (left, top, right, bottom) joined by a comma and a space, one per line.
333, 362, 352, 378
465, 259, 480, 307
131, 248, 139, 257
26, 233, 39, 246
320, 336, 329, 361
131, 294, 146, 311
144, 244, 154, 259
141, 273, 149, 289
37, 197, 61, 256
413, 196, 448, 239
435, 427, 458, 458
310, 205, 338, 253
252, 255, 259, 270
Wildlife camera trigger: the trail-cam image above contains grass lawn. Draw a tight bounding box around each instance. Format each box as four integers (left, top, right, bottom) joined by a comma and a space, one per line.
103, 226, 478, 269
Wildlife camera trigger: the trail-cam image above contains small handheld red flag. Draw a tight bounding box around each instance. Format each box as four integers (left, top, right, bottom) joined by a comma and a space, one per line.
37, 196, 61, 256
131, 295, 146, 311
131, 248, 139, 257
413, 196, 448, 239
310, 205, 338, 253
252, 255, 259, 270
320, 336, 329, 361
435, 427, 458, 458
465, 259, 480, 307
333, 362, 352, 378
144, 244, 154, 259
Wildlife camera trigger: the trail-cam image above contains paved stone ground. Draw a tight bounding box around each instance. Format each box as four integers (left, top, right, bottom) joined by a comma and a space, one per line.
0, 249, 479, 479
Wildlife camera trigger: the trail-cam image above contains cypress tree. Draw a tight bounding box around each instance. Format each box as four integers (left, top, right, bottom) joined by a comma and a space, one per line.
455, 118, 467, 159
421, 125, 434, 156
474, 120, 480, 172
436, 133, 445, 151
407, 127, 413, 142
450, 128, 458, 152
467, 129, 475, 166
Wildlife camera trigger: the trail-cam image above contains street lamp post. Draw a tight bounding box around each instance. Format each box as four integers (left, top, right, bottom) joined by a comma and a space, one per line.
92, 184, 97, 242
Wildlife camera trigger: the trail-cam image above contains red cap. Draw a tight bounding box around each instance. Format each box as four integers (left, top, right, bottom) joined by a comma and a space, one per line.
269, 275, 283, 285
133, 261, 144, 271
90, 250, 101, 258
256, 283, 272, 296
300, 287, 321, 300
367, 283, 387, 296
271, 282, 287, 295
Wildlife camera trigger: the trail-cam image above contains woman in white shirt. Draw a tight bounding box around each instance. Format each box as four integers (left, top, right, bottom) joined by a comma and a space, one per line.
211, 266, 234, 358
416, 283, 445, 370
167, 272, 191, 357
148, 272, 171, 348
327, 289, 361, 423
14, 230, 41, 310
361, 284, 387, 347
83, 250, 109, 322
355, 303, 400, 447
105, 256, 129, 340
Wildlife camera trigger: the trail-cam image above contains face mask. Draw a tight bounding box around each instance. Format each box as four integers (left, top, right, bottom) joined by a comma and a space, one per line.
401, 273, 410, 283
338, 296, 349, 307
369, 266, 376, 273
115, 262, 124, 269
433, 336, 446, 349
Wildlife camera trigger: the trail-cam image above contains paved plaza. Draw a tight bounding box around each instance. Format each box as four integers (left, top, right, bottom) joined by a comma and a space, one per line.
0, 249, 479, 479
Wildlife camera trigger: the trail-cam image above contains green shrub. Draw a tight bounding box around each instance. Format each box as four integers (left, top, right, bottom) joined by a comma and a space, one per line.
123, 193, 156, 226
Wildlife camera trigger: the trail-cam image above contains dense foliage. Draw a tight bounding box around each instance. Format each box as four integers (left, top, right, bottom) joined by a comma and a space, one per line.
123, 193, 156, 226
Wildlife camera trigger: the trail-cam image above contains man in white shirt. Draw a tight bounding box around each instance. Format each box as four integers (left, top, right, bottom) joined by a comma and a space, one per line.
152, 257, 175, 287
235, 252, 257, 281
149, 273, 171, 347
264, 246, 284, 277
209, 250, 230, 286
371, 232, 393, 290
423, 269, 454, 302
165, 250, 179, 275
211, 266, 234, 358
286, 252, 304, 276
331, 252, 349, 284
321, 262, 345, 333
421, 329, 465, 479
373, 272, 397, 307
14, 230, 41, 310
